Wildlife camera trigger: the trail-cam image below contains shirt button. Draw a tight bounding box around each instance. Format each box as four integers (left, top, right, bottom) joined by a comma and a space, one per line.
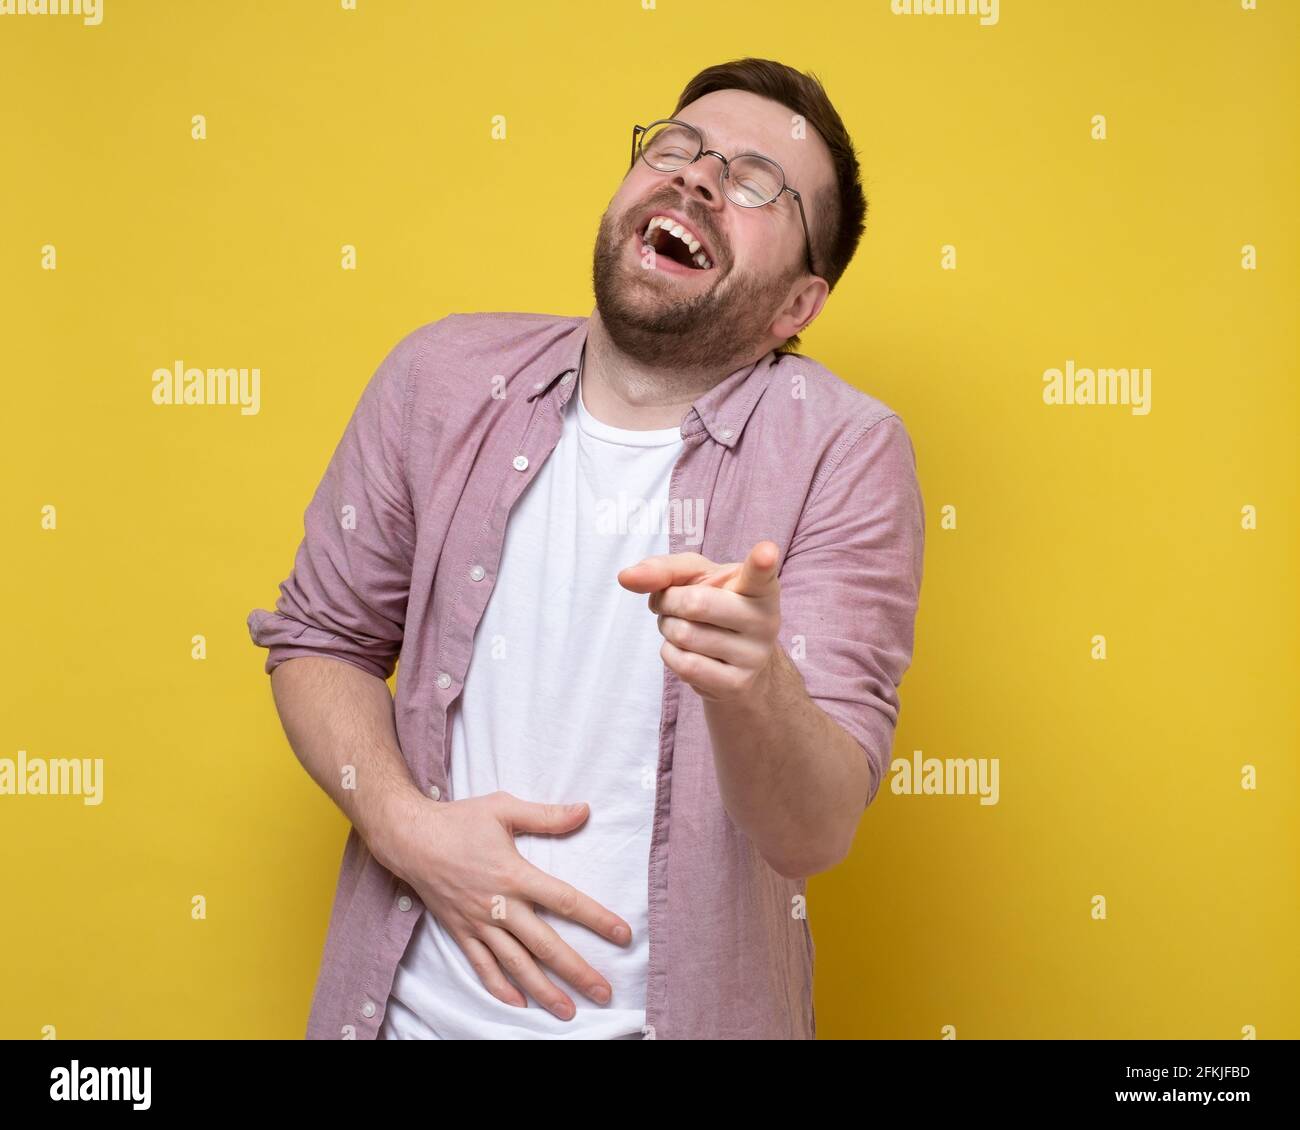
469, 564, 486, 581
397, 895, 413, 912
512, 455, 529, 471
560, 371, 575, 385
429, 784, 441, 800
436, 672, 452, 689
360, 1000, 377, 1019
719, 426, 734, 440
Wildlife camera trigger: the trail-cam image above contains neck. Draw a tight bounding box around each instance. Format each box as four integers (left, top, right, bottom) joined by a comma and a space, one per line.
579, 308, 758, 430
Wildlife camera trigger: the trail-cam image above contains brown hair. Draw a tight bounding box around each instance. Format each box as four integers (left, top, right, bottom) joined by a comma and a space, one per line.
670, 57, 868, 353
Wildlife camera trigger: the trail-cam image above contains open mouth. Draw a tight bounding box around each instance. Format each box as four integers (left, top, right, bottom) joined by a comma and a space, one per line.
636, 214, 716, 272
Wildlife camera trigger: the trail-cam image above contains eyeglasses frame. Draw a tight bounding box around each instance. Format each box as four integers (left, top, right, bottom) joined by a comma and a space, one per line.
629, 118, 818, 277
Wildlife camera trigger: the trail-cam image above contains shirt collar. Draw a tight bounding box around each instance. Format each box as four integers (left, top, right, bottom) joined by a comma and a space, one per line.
526, 312, 780, 449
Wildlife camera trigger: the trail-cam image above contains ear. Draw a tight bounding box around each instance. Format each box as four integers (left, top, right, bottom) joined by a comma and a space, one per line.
770, 275, 829, 341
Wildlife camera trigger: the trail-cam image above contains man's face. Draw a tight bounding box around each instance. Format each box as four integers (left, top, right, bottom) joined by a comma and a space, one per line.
592, 88, 833, 371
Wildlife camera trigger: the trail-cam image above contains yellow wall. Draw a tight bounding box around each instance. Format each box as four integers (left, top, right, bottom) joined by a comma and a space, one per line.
2, 0, 1295, 1039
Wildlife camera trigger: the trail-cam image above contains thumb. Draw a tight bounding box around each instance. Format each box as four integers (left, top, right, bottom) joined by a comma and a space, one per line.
502, 794, 590, 835
726, 539, 781, 598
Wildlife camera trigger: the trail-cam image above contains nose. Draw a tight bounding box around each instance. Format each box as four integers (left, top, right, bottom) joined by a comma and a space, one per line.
670, 151, 728, 216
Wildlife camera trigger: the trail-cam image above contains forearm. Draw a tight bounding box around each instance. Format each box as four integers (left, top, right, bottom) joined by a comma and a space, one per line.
703, 644, 871, 879
267, 656, 423, 872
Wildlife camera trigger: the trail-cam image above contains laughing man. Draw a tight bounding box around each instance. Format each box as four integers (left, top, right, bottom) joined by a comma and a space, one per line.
247, 56, 925, 1040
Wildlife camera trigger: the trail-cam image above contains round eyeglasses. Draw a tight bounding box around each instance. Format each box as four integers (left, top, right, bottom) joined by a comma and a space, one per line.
630, 118, 818, 277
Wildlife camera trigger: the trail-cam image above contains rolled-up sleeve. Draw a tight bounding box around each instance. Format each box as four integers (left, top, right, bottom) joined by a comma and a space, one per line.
246, 329, 424, 681
778, 411, 925, 808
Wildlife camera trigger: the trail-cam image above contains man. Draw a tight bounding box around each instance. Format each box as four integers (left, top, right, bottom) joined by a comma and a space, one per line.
247, 57, 925, 1040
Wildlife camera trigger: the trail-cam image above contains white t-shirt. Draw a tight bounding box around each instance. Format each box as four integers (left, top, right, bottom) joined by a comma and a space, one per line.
379, 360, 684, 1039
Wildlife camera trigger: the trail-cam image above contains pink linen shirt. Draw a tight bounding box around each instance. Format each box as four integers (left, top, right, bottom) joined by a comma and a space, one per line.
246, 310, 925, 1039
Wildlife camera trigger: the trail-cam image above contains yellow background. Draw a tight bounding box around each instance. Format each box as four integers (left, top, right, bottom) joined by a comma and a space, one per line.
2, 0, 1295, 1039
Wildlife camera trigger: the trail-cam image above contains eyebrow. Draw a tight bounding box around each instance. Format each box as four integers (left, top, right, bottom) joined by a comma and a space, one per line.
676, 119, 771, 162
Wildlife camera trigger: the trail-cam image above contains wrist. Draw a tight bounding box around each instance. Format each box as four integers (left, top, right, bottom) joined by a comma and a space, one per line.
738, 644, 792, 711
361, 783, 427, 877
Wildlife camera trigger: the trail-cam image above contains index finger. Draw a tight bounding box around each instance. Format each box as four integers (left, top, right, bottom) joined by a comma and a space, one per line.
617, 552, 720, 594
517, 859, 633, 947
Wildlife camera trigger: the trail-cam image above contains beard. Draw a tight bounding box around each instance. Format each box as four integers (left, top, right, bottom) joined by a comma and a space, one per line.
590, 201, 802, 378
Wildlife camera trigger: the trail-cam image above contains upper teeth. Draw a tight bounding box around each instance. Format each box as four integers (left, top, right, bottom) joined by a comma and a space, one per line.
643, 216, 713, 270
